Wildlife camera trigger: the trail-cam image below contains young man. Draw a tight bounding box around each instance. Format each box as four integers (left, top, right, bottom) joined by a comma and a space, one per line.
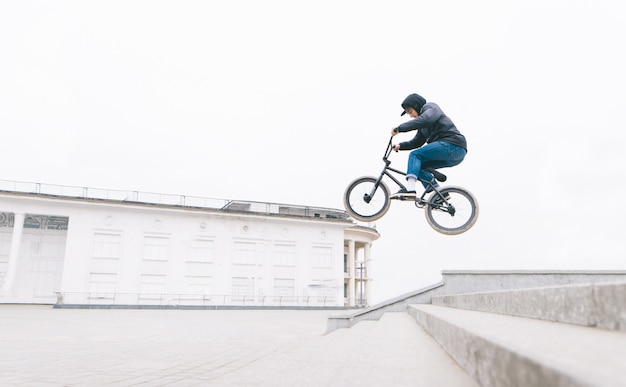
390, 93, 467, 199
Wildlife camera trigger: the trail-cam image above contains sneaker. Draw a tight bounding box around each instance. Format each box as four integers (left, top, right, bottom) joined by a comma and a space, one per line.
431, 192, 450, 206
390, 189, 417, 200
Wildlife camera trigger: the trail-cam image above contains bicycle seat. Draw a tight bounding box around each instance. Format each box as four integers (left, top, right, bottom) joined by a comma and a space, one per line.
426, 168, 447, 182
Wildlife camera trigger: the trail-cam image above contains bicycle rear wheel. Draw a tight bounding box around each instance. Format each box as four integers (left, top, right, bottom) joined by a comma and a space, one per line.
344, 177, 391, 222
425, 186, 478, 235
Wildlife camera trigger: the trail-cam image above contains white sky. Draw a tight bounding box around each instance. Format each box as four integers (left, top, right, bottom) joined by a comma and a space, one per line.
2, 0, 625, 302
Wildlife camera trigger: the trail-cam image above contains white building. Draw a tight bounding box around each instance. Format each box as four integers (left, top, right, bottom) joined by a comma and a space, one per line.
0, 181, 378, 308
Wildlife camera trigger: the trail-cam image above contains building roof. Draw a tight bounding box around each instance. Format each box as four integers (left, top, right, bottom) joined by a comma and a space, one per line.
0, 179, 351, 222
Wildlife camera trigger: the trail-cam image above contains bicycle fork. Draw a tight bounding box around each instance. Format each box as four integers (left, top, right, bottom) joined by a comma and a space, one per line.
364, 169, 406, 204
364, 173, 386, 203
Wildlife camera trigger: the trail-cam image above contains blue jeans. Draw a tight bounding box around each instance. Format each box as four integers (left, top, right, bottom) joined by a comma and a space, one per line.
407, 141, 467, 188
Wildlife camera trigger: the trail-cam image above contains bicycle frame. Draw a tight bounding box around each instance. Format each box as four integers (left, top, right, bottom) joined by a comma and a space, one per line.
365, 137, 447, 205
344, 137, 478, 233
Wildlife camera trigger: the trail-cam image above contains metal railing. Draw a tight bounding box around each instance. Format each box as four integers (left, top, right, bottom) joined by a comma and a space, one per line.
0, 179, 349, 220
56, 291, 346, 308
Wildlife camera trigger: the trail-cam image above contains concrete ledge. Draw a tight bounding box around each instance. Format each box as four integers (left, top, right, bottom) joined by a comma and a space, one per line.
326, 282, 444, 333
327, 270, 626, 333
432, 281, 626, 331
408, 304, 626, 387
439, 270, 626, 293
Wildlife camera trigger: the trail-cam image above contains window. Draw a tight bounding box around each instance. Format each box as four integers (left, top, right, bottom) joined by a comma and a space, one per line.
273, 243, 295, 266
90, 233, 121, 287
312, 246, 332, 267
92, 233, 121, 259
233, 241, 256, 265
232, 277, 254, 301
185, 237, 215, 296
190, 238, 215, 263
141, 236, 170, 279
185, 275, 212, 295
88, 273, 117, 300
273, 243, 296, 292
311, 245, 334, 283
139, 274, 166, 299
143, 236, 169, 261
273, 278, 295, 302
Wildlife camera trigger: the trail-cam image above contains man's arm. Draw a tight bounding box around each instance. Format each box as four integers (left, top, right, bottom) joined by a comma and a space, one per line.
399, 133, 426, 150
396, 103, 442, 132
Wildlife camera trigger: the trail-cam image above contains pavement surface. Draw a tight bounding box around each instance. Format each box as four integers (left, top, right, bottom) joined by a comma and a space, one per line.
0, 305, 477, 386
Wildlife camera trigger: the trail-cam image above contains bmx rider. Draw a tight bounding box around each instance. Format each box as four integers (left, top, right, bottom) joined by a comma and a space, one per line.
390, 93, 468, 199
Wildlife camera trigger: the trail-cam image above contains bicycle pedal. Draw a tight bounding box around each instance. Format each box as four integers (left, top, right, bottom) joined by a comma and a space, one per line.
390, 191, 417, 201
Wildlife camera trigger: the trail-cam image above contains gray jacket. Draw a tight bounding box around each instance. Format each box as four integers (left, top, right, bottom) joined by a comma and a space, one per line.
396, 102, 467, 151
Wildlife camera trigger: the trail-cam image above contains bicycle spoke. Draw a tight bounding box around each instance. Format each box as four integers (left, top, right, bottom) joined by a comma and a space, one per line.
425, 188, 478, 235
344, 177, 390, 222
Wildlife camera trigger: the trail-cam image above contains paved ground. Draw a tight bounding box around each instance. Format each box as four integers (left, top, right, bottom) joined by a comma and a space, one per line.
0, 305, 477, 386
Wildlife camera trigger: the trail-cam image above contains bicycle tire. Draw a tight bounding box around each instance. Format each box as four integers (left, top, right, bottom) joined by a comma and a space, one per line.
343, 176, 391, 222
425, 186, 479, 235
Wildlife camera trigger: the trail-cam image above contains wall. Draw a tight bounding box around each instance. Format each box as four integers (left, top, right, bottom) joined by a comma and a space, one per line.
1, 193, 356, 307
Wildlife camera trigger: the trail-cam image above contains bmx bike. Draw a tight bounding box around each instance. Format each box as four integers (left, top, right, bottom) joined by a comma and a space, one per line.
343, 137, 479, 235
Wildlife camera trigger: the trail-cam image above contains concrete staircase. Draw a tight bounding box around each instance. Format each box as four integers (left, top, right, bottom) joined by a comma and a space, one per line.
328, 271, 626, 387
409, 282, 626, 387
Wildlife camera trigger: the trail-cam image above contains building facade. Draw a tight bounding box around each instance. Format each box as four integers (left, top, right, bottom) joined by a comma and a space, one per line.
0, 181, 378, 308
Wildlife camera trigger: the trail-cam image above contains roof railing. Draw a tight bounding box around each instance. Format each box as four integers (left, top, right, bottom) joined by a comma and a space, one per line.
0, 179, 350, 220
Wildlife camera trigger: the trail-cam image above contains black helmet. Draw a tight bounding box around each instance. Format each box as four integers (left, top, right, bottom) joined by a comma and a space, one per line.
400, 93, 426, 116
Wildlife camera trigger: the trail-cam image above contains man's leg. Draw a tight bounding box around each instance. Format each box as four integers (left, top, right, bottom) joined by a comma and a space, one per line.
409, 142, 466, 189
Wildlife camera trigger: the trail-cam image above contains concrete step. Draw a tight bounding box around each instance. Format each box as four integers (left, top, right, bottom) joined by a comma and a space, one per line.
408, 304, 626, 387
431, 281, 626, 331
213, 312, 480, 386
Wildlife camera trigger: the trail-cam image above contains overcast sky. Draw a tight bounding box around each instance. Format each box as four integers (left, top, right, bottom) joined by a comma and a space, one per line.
2, 0, 625, 302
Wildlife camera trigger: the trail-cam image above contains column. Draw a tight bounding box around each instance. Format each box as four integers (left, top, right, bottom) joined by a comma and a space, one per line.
347, 239, 355, 307
2, 213, 25, 293
364, 242, 372, 306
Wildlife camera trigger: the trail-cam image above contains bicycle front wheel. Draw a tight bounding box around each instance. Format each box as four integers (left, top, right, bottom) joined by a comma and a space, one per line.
425, 186, 479, 235
344, 177, 391, 222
